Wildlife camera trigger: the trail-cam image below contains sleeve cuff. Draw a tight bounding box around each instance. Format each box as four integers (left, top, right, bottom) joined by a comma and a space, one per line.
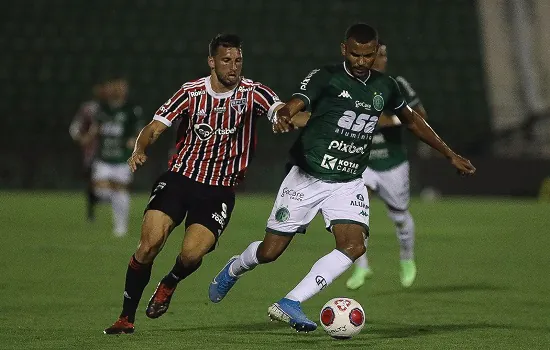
393, 100, 406, 110
153, 115, 172, 127
291, 93, 311, 108
267, 101, 285, 122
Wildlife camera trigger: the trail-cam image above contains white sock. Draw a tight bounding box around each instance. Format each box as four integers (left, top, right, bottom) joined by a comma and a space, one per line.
112, 190, 130, 235
388, 210, 415, 260
95, 187, 113, 202
229, 241, 261, 277
354, 238, 369, 269
286, 249, 352, 303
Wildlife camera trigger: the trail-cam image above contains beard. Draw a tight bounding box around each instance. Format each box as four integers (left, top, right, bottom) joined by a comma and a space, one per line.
216, 71, 240, 88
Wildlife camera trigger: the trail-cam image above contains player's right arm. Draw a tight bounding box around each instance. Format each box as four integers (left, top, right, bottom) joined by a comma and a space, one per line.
128, 85, 189, 172
274, 67, 331, 133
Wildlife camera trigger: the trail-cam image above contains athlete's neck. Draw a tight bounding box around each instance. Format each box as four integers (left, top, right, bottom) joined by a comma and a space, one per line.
209, 74, 239, 93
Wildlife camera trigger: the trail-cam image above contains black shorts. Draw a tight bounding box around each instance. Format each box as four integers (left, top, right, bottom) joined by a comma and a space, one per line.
145, 171, 236, 243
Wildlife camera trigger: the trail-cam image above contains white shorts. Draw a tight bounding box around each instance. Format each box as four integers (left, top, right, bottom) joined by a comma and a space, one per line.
266, 166, 370, 235
362, 161, 409, 211
91, 160, 133, 185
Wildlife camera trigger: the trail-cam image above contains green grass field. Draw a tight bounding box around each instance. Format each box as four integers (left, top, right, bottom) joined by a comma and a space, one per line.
1, 192, 549, 349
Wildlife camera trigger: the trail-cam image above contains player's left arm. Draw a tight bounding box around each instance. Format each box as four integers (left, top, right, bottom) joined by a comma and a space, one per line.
395, 106, 475, 175
389, 78, 475, 175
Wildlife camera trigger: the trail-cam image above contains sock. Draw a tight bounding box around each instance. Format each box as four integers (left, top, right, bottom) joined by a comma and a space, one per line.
95, 187, 113, 202
120, 255, 152, 323
286, 249, 353, 303
388, 210, 415, 260
229, 241, 261, 277
354, 237, 370, 269
112, 190, 130, 235
86, 183, 97, 219
161, 256, 203, 288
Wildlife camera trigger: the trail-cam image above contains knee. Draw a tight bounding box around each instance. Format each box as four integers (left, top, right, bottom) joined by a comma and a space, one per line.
178, 247, 205, 267
256, 241, 283, 264
136, 239, 163, 263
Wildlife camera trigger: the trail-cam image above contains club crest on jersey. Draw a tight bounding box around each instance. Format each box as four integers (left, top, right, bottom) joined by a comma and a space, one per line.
373, 93, 384, 111
230, 98, 247, 113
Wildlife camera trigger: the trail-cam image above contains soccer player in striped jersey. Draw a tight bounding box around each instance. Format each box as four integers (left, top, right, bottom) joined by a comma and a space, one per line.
104, 33, 289, 334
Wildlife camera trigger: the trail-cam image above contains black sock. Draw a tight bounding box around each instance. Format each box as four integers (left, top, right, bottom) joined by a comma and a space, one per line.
161, 256, 202, 288
120, 255, 152, 323
86, 184, 97, 219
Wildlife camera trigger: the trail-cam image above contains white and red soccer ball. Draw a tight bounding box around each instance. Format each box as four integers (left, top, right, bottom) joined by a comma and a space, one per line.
320, 297, 365, 339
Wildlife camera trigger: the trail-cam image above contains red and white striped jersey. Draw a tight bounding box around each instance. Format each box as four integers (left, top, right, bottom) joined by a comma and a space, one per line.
153, 76, 283, 187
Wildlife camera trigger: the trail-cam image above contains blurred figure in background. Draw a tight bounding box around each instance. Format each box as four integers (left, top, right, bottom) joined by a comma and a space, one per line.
69, 81, 105, 222
345, 41, 428, 290
91, 76, 144, 237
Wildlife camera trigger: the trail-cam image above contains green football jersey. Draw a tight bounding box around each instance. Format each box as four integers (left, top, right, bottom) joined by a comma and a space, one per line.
290, 63, 407, 182
95, 102, 144, 164
368, 75, 423, 171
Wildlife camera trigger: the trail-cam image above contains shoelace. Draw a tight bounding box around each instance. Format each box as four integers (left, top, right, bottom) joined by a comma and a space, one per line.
218, 273, 237, 294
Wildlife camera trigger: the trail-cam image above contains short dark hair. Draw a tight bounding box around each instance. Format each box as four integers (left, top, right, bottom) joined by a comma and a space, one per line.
209, 33, 242, 56
345, 23, 378, 44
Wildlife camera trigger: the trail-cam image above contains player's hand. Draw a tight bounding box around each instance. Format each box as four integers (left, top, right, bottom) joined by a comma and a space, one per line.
273, 116, 293, 133
128, 151, 147, 172
450, 154, 476, 176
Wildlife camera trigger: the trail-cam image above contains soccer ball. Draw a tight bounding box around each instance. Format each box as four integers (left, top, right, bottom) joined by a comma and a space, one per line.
320, 297, 365, 339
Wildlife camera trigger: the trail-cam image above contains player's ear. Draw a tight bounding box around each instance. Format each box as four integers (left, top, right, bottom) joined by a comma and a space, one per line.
340, 42, 346, 57
207, 56, 215, 70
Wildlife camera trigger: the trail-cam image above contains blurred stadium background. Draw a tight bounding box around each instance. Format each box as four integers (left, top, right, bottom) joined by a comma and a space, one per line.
1, 1, 549, 349
2, 0, 548, 195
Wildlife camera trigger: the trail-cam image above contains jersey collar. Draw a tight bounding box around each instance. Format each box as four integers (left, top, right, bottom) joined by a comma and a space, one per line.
205, 76, 239, 99
343, 62, 371, 85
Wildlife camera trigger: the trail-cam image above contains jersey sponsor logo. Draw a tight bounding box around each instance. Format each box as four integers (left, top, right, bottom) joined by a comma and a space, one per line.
321, 154, 360, 174
355, 101, 372, 110
193, 123, 237, 141
300, 69, 320, 90
369, 148, 389, 159
230, 98, 247, 113
328, 140, 367, 154
373, 93, 384, 111
321, 154, 338, 170
338, 90, 352, 99
336, 110, 377, 136
238, 86, 254, 92
189, 90, 206, 97
350, 200, 369, 209
281, 187, 304, 201
213, 106, 226, 113
275, 206, 290, 222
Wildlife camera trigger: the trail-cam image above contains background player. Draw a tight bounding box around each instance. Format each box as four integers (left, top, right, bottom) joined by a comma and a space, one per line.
209, 23, 475, 332
69, 81, 105, 221
346, 41, 427, 290
91, 76, 143, 237
104, 34, 287, 335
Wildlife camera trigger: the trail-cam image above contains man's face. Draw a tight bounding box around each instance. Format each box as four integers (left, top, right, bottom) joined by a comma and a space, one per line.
341, 38, 379, 78
371, 45, 387, 73
209, 46, 243, 87
107, 79, 128, 101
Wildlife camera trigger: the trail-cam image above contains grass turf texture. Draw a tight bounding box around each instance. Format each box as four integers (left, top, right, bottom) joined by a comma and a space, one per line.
0, 192, 549, 349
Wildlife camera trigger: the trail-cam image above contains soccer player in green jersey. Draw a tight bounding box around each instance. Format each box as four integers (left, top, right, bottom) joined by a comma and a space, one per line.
90, 77, 144, 236
209, 23, 475, 332
345, 41, 425, 289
